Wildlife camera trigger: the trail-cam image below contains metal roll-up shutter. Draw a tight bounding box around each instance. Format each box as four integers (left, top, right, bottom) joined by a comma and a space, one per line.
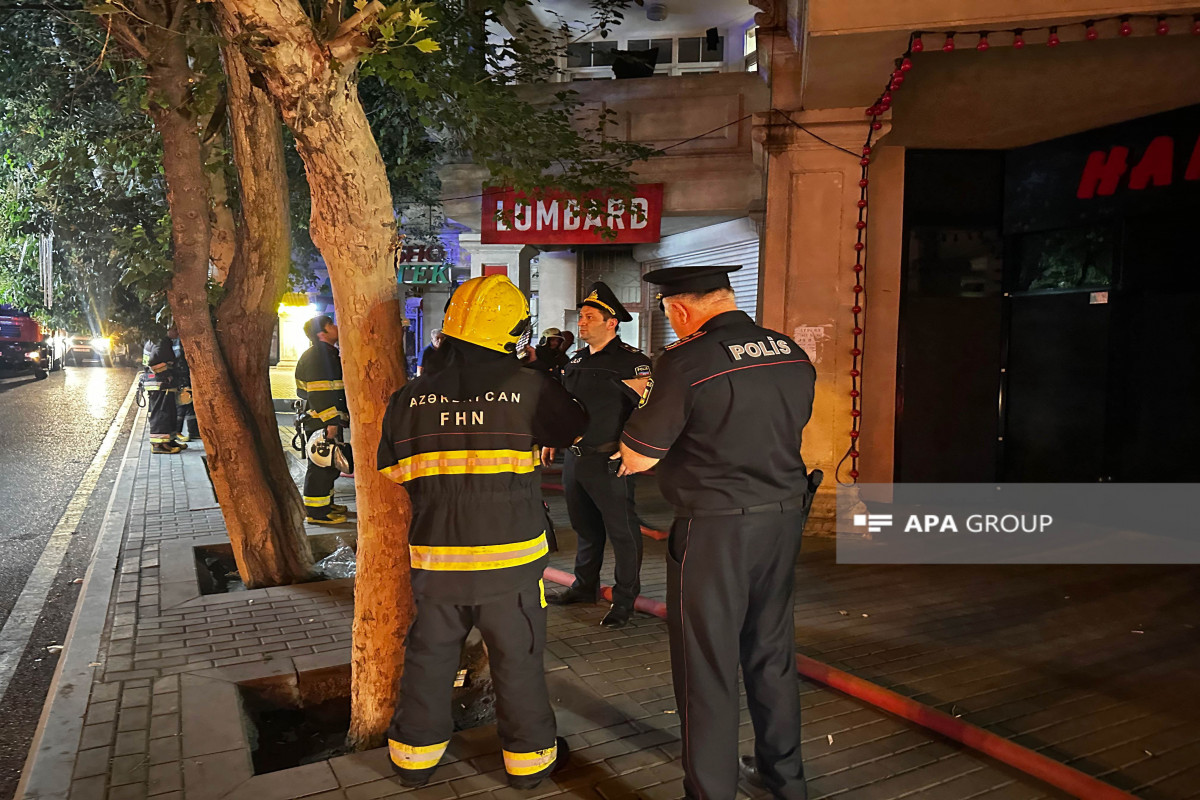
645, 239, 760, 357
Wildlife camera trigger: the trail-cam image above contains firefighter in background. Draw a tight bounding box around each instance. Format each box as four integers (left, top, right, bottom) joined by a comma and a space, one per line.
378, 275, 587, 790
143, 330, 185, 455
172, 336, 200, 442
295, 315, 349, 524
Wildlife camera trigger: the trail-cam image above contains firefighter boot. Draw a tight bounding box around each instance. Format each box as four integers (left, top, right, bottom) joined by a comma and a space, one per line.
507, 737, 570, 791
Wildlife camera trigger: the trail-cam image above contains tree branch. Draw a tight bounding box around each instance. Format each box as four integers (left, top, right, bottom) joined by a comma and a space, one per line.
326, 0, 382, 61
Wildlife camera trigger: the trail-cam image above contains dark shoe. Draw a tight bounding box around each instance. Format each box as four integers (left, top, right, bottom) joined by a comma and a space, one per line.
600, 605, 632, 628
306, 511, 348, 525
152, 443, 183, 455
739, 755, 765, 790
547, 586, 599, 606
390, 761, 434, 788
508, 737, 570, 790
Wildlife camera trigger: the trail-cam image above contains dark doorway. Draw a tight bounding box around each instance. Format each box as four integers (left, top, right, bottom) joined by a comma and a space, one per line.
896, 151, 1004, 482
897, 105, 1200, 483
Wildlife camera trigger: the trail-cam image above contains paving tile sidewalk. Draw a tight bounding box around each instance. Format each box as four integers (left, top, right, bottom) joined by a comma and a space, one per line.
19, 424, 1196, 800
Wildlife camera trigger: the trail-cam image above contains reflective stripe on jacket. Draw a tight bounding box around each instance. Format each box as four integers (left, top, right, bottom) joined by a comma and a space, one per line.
377, 347, 586, 605
142, 338, 176, 390
295, 341, 348, 432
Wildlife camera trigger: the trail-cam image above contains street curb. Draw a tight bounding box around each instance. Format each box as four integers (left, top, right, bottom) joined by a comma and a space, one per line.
15, 383, 144, 800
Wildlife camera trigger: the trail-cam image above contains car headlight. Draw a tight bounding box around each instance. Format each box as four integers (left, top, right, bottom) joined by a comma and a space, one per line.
26, 350, 40, 359
92, 337, 112, 350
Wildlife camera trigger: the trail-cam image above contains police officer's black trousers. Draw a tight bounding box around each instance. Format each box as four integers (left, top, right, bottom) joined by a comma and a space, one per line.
563, 452, 643, 609
667, 509, 807, 800
388, 582, 558, 781
146, 389, 177, 445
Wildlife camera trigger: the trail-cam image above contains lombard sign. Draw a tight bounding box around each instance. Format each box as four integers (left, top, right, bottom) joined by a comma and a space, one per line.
396, 243, 452, 285
480, 184, 664, 245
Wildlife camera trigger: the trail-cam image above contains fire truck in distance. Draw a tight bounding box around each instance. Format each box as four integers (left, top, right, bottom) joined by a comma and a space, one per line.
0, 304, 64, 379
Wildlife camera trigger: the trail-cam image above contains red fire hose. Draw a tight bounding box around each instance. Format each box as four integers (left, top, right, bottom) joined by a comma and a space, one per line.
541, 568, 1136, 800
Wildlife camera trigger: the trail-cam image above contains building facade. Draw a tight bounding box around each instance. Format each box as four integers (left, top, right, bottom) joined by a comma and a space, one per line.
443, 0, 1200, 518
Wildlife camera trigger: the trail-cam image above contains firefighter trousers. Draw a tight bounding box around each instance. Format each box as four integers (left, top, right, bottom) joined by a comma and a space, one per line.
302, 459, 340, 517
388, 582, 558, 783
563, 452, 643, 609
667, 509, 809, 800
176, 393, 199, 438
146, 389, 178, 445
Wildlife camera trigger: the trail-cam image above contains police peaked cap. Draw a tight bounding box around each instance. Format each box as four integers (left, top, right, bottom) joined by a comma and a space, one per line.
578, 281, 632, 322
642, 265, 742, 300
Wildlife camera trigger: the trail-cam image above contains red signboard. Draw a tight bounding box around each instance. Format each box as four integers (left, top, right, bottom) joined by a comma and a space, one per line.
481, 184, 664, 245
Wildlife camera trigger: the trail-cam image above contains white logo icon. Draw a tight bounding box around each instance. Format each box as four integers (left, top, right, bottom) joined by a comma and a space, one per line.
853, 513, 893, 533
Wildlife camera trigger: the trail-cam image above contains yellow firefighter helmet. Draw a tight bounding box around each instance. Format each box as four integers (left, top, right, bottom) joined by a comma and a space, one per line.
442, 275, 531, 353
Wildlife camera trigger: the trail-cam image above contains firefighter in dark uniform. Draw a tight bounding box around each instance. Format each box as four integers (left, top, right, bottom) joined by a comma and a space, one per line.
172, 337, 200, 442
544, 282, 652, 628
618, 265, 819, 800
142, 333, 186, 455
378, 275, 587, 790
295, 315, 349, 524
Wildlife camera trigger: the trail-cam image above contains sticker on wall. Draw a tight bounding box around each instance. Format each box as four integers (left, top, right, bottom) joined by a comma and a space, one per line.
1089, 291, 1109, 305
793, 325, 830, 364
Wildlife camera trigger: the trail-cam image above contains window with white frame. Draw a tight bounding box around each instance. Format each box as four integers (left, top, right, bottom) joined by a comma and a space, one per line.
744, 26, 758, 72
564, 33, 731, 80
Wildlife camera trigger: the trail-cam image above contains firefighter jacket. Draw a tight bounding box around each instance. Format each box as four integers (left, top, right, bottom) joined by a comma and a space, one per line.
296, 341, 348, 434
171, 338, 191, 386
142, 338, 177, 391
378, 340, 588, 605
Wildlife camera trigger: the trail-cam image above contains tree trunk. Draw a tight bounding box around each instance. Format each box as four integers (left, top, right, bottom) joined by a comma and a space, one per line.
213, 33, 311, 549
141, 21, 313, 589
213, 0, 414, 748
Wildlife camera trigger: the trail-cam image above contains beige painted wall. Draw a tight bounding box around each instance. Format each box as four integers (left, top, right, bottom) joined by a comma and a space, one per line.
756, 110, 874, 480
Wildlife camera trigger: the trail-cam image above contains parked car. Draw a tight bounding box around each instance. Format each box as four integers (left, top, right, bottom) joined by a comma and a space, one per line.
0, 305, 62, 378
65, 334, 115, 367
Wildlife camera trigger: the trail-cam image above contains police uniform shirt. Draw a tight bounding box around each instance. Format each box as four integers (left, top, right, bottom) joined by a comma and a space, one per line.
378, 348, 588, 605
621, 311, 816, 512
295, 341, 348, 430
562, 338, 652, 447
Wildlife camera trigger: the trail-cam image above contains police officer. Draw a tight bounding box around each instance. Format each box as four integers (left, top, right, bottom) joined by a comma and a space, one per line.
545, 282, 652, 628
618, 266, 818, 800
295, 315, 349, 524
142, 331, 185, 455
378, 275, 586, 790
172, 336, 200, 442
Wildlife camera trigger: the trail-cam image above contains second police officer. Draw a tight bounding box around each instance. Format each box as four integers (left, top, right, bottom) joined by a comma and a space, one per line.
618, 265, 819, 800
544, 282, 652, 628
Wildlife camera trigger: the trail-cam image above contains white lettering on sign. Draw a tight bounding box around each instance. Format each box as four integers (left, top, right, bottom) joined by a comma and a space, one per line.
483, 184, 663, 245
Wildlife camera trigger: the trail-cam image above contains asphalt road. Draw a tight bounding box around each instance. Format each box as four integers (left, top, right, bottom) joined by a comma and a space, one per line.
0, 362, 137, 800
